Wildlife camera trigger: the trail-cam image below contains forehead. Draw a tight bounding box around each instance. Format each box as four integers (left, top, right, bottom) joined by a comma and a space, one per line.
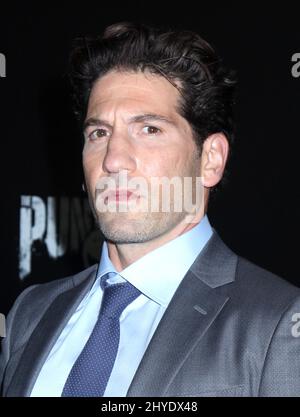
87, 70, 181, 117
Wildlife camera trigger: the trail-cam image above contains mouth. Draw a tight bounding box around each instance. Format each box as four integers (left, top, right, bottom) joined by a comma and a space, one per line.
105, 189, 137, 203
97, 188, 141, 206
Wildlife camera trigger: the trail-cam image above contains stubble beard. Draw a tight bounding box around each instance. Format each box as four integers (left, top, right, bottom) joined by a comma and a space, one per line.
93, 208, 188, 244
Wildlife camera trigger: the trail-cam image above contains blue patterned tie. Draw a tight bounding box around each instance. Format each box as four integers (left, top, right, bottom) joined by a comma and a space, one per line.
62, 273, 140, 397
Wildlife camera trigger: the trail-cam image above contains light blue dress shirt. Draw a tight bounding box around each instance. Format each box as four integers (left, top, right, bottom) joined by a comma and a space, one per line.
30, 215, 213, 397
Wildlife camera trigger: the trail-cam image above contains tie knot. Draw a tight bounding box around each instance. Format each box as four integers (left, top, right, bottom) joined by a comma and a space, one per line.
100, 274, 140, 318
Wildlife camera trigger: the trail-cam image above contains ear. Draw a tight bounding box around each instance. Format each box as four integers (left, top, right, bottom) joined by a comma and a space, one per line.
200, 133, 229, 188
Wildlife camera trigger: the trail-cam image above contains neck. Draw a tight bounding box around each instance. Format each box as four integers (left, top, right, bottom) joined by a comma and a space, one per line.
107, 211, 205, 272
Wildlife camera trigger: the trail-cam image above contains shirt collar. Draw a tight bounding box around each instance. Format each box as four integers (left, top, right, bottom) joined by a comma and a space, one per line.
96, 215, 213, 307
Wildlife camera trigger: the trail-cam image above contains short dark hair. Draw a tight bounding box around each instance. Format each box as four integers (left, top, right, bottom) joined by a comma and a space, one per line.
69, 22, 237, 188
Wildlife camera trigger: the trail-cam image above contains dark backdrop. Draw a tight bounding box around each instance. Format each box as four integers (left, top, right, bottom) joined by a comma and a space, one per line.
0, 2, 300, 315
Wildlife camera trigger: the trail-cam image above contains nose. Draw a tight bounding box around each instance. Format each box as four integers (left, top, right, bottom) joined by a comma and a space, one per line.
102, 129, 136, 174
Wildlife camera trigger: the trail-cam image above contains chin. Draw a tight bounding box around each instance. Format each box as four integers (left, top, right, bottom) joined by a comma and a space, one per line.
97, 215, 140, 242
99, 228, 150, 244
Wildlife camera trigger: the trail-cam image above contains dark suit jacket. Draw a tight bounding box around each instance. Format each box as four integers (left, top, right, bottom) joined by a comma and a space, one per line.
1, 230, 300, 397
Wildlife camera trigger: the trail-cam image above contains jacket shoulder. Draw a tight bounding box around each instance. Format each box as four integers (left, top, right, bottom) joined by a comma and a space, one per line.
13, 264, 98, 316
4, 264, 98, 349
233, 255, 300, 313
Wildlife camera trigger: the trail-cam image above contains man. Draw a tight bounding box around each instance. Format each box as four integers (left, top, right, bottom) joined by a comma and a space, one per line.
1, 22, 300, 397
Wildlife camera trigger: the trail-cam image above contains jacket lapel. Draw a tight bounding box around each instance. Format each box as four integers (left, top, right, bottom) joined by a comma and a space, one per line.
6, 266, 97, 397
127, 231, 238, 396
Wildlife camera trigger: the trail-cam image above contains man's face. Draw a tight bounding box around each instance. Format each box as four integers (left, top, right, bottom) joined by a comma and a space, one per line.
83, 70, 203, 244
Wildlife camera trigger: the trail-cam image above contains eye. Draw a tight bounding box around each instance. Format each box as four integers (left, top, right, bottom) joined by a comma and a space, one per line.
88, 128, 110, 140
142, 126, 161, 135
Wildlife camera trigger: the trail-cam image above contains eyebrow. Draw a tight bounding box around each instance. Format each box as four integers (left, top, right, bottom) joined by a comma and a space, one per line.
128, 113, 175, 125
83, 113, 176, 133
83, 118, 111, 133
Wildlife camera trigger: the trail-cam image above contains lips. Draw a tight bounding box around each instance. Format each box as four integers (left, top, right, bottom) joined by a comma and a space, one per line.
103, 189, 138, 203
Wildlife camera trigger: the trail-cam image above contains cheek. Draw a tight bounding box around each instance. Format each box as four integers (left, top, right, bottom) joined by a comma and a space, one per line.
83, 147, 104, 185
139, 152, 171, 178
141, 142, 193, 176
